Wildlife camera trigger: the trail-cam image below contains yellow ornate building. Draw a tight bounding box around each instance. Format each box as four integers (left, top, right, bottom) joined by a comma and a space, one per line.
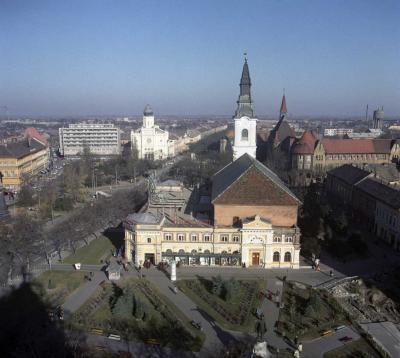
124, 153, 301, 268
0, 138, 49, 189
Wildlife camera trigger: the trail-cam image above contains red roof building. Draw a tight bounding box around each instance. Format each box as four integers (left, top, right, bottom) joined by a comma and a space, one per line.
24, 127, 48, 146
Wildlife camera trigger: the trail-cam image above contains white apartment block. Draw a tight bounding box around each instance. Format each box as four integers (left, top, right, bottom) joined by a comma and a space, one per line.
59, 123, 121, 156
324, 128, 354, 137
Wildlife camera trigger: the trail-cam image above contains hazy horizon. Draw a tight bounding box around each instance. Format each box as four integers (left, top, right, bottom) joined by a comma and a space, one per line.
1, 0, 399, 117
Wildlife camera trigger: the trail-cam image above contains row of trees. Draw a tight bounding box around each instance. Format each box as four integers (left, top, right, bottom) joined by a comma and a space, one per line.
0, 185, 146, 286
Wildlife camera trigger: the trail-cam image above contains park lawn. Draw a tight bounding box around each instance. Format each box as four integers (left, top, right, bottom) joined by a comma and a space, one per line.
34, 270, 86, 306
63, 235, 114, 265
278, 281, 349, 341
177, 278, 265, 333
88, 281, 161, 325
324, 338, 381, 358
70, 278, 204, 352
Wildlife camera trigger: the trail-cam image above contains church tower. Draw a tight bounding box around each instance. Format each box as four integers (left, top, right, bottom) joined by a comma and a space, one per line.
279, 93, 288, 121
232, 57, 257, 161
143, 104, 155, 128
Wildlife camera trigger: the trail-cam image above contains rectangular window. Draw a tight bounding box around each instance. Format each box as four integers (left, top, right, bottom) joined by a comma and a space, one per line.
285, 236, 293, 243
221, 235, 228, 242
178, 234, 185, 241
273, 236, 281, 243
164, 234, 172, 241
204, 234, 211, 242
191, 234, 198, 242
232, 235, 240, 243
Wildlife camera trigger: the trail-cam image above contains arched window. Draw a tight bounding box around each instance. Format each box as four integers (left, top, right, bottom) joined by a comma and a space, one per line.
178, 249, 185, 254
165, 249, 172, 254
273, 252, 280, 262
191, 249, 197, 255
147, 237, 151, 243
241, 129, 249, 141
284, 252, 291, 262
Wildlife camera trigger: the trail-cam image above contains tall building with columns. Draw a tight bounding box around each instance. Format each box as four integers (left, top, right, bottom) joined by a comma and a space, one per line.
131, 105, 174, 160
124, 59, 301, 269
232, 58, 257, 161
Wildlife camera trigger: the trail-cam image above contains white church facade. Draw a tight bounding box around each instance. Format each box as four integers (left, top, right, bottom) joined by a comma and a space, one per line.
131, 105, 174, 160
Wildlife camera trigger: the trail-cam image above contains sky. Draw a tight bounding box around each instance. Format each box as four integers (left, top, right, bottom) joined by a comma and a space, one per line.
0, 0, 399, 117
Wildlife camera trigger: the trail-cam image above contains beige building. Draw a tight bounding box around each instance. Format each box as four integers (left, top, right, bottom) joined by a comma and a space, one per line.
0, 138, 49, 189
124, 154, 301, 268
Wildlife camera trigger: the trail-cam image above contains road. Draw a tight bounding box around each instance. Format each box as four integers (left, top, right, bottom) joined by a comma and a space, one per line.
85, 333, 195, 358
302, 326, 360, 358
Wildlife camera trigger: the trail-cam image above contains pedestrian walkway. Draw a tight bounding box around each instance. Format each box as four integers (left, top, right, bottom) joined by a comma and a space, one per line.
260, 279, 292, 352
144, 268, 246, 357
62, 271, 107, 317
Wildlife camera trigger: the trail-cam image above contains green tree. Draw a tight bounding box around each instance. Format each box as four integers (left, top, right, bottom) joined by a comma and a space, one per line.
212, 275, 224, 297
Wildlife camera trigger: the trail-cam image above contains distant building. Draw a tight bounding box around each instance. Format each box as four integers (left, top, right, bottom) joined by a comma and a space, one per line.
24, 127, 48, 146
0, 138, 49, 189
59, 123, 121, 156
292, 135, 400, 173
324, 128, 353, 137
346, 129, 382, 139
373, 107, 384, 130
131, 105, 174, 160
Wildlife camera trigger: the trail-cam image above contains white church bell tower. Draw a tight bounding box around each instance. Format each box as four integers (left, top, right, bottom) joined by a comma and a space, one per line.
233, 57, 257, 161
143, 104, 155, 128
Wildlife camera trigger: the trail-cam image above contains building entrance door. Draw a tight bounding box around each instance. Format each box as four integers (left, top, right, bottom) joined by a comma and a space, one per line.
252, 252, 260, 266
145, 253, 155, 265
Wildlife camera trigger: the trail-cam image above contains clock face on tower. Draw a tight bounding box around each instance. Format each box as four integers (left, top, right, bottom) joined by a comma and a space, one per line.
146, 138, 152, 144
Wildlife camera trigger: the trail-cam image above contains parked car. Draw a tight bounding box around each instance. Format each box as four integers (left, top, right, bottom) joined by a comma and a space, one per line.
339, 336, 353, 343
334, 325, 346, 332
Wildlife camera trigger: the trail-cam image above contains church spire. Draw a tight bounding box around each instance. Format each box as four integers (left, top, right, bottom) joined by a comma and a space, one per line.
280, 93, 287, 116
235, 56, 254, 118
239, 57, 251, 97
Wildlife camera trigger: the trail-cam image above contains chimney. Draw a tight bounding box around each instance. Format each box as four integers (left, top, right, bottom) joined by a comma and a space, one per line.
27, 138, 31, 147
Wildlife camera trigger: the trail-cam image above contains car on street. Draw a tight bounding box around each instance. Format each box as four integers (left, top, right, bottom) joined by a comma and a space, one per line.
339, 336, 353, 343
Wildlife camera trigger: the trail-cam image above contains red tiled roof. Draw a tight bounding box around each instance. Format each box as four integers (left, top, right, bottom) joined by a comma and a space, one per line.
321, 138, 392, 154
291, 130, 317, 154
214, 166, 299, 206
24, 127, 47, 145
